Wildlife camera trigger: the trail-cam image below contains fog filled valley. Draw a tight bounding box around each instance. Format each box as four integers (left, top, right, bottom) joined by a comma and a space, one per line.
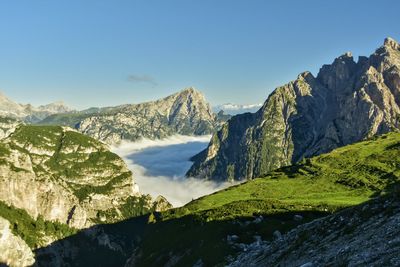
111, 135, 233, 207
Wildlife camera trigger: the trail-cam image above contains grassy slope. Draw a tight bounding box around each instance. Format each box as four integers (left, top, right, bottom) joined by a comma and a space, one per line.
175, 132, 400, 218
136, 132, 400, 266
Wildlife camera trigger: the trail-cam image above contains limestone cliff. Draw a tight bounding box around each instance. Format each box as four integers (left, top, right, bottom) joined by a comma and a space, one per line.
0, 125, 149, 229
188, 37, 400, 181
0, 216, 35, 267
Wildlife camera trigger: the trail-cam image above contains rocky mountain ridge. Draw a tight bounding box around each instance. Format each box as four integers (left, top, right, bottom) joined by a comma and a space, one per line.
188, 37, 400, 181
0, 92, 73, 122
41, 87, 225, 144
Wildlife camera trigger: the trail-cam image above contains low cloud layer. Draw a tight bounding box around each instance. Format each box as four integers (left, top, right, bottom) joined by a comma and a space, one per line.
213, 103, 263, 115
112, 135, 233, 207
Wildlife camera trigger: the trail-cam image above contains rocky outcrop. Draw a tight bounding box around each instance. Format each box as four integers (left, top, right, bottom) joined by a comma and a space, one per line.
153, 196, 173, 212
0, 116, 20, 140
228, 193, 400, 266
0, 216, 35, 267
0, 92, 73, 123
188, 37, 400, 181
41, 88, 225, 144
0, 125, 149, 229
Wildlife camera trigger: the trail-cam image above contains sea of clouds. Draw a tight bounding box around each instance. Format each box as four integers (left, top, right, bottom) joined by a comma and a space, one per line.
111, 135, 233, 207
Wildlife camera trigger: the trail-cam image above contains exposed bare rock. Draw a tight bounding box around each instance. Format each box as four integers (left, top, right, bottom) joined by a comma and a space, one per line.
0, 116, 20, 140
0, 216, 35, 267
188, 37, 400, 181
153, 196, 173, 212
0, 92, 73, 122
41, 88, 227, 144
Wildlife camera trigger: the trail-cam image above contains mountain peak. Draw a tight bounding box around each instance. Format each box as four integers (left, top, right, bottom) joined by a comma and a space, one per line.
180, 87, 201, 96
384, 37, 400, 50
38, 101, 73, 113
297, 71, 313, 80
173, 87, 207, 103
316, 51, 357, 91
340, 51, 353, 58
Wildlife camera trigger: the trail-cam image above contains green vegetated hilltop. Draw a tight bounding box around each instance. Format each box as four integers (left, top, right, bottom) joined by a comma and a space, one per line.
0, 123, 169, 265
35, 131, 400, 266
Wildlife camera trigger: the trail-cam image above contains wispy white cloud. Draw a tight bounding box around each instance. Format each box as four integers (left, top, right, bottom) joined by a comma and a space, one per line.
127, 74, 157, 86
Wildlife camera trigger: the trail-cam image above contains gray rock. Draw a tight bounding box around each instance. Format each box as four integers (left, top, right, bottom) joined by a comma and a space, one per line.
193, 259, 204, 267
227, 235, 239, 244
188, 37, 400, 181
0, 216, 35, 267
273, 230, 282, 240
253, 216, 264, 224
294, 215, 304, 222
41, 88, 228, 144
0, 91, 74, 123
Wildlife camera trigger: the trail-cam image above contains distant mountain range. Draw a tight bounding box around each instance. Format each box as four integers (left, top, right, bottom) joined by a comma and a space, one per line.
40, 87, 228, 144
213, 103, 263, 115
188, 37, 400, 181
0, 88, 229, 144
0, 92, 73, 122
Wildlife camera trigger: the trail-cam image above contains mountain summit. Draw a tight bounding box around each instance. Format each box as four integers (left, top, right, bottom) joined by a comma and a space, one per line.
42, 87, 222, 144
188, 37, 400, 181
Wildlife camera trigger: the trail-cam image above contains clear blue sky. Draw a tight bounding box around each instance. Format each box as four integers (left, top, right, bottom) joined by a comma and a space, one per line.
0, 0, 399, 109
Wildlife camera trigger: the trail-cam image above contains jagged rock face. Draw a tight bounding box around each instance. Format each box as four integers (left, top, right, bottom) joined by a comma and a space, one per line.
188, 38, 400, 181
0, 125, 145, 229
0, 92, 73, 123
228, 193, 400, 266
0, 117, 20, 140
42, 88, 222, 144
0, 216, 35, 267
